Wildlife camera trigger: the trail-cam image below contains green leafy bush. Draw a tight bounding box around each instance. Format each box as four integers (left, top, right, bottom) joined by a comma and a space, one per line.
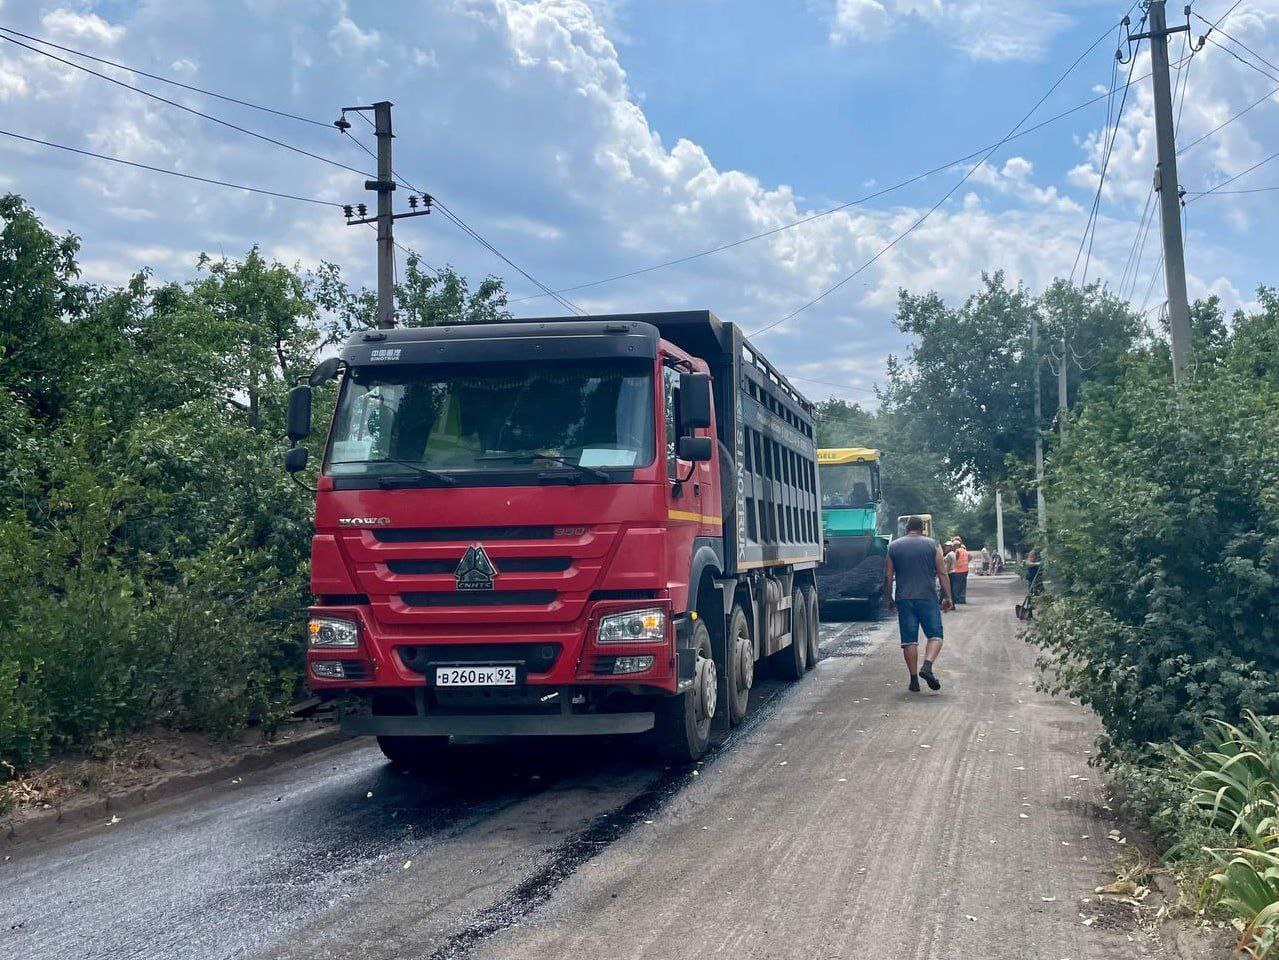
0, 195, 507, 776
1032, 297, 1279, 752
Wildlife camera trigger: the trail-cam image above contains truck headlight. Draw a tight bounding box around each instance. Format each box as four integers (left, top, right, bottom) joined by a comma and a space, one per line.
597, 607, 666, 643
308, 616, 359, 648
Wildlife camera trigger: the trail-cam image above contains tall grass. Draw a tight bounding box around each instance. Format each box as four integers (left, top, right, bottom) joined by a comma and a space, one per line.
1180, 714, 1279, 958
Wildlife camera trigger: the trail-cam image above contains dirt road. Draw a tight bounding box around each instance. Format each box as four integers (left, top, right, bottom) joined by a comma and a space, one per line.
1, 577, 1196, 960
467, 574, 1177, 960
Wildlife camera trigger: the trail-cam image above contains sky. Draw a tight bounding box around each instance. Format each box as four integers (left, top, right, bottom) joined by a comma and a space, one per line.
0, 0, 1276, 403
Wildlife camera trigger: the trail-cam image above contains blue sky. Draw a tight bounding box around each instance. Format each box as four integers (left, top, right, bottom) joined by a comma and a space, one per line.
0, 0, 1275, 402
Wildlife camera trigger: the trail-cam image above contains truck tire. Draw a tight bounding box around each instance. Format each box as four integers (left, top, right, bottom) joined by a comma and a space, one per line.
377, 735, 450, 769
775, 590, 809, 681
726, 605, 753, 726
654, 620, 716, 762
804, 586, 821, 669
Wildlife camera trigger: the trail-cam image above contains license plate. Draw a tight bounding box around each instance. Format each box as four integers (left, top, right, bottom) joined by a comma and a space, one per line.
435, 665, 517, 687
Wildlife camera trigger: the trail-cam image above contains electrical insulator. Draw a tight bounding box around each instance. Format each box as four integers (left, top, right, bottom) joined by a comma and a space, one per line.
343, 205, 354, 219
357, 203, 367, 218
408, 195, 418, 210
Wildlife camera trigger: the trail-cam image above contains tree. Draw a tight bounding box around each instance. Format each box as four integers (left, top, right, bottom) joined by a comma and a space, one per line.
0, 195, 516, 775
312, 254, 509, 345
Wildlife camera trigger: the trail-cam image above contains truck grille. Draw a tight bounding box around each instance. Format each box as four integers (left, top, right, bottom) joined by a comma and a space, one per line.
398, 642, 562, 675
387, 557, 571, 575
400, 591, 557, 607
374, 526, 555, 543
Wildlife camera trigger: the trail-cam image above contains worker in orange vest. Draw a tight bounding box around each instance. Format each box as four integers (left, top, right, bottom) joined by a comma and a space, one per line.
952, 537, 970, 605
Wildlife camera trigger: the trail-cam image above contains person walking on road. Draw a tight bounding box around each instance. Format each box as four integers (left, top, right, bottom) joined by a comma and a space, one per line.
979, 545, 991, 576
953, 537, 970, 604
884, 517, 954, 693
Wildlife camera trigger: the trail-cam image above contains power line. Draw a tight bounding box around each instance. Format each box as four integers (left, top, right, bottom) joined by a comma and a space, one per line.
1177, 82, 1279, 157
341, 120, 587, 317
1203, 33, 1279, 85
1189, 145, 1279, 199
746, 12, 1125, 339
1194, 12, 1279, 77
1073, 21, 1143, 286
1187, 183, 1279, 195
0, 127, 341, 207
784, 374, 880, 397
0, 32, 371, 179
0, 24, 330, 128
508, 58, 1188, 306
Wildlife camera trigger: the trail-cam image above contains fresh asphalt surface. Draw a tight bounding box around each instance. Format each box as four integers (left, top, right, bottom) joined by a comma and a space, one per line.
1, 577, 1186, 960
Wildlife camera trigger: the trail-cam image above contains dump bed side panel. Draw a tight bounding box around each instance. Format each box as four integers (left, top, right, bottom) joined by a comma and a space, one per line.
724, 327, 821, 575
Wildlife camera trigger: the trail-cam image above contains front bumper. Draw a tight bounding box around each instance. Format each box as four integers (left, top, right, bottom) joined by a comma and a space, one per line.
340, 711, 655, 737
306, 598, 680, 692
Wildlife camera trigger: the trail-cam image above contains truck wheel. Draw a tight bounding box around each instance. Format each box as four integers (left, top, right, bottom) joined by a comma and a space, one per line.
804, 586, 821, 669
775, 590, 809, 681
655, 620, 715, 762
726, 605, 753, 726
377, 735, 450, 770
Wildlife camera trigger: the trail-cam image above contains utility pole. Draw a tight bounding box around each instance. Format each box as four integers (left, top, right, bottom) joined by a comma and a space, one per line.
1057, 336, 1069, 442
1133, 1, 1194, 383
372, 101, 395, 330
995, 487, 1007, 561
1032, 308, 1047, 534
336, 101, 433, 330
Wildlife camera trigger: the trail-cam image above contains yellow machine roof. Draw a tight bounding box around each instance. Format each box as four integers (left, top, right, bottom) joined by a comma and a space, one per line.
817, 447, 881, 465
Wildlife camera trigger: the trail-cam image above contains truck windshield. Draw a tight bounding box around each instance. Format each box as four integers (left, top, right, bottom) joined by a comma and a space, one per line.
820, 462, 878, 508
326, 357, 655, 479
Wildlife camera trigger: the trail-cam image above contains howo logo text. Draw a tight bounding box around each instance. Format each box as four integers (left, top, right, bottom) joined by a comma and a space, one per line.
338, 517, 391, 527
455, 543, 498, 591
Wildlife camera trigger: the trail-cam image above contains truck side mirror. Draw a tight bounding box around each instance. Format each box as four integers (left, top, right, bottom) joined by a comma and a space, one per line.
677, 436, 712, 462
284, 446, 310, 474
678, 372, 711, 433
286, 385, 312, 442
308, 356, 343, 387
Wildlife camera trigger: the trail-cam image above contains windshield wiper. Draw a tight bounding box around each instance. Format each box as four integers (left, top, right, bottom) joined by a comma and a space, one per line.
477, 452, 610, 483
332, 457, 458, 487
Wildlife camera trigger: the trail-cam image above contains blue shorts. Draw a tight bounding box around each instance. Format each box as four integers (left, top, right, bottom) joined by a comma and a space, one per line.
896, 598, 944, 646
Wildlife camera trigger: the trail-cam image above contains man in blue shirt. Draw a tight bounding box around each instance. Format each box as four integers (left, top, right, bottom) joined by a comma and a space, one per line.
883, 516, 954, 692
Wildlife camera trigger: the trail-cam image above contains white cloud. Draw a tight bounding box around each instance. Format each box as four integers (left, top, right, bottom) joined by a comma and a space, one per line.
0, 0, 1266, 394
40, 9, 125, 46
828, 0, 1069, 61
0, 60, 26, 100
329, 10, 380, 55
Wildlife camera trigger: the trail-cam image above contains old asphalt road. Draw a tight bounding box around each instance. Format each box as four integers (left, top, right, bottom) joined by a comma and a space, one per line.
1, 576, 1183, 960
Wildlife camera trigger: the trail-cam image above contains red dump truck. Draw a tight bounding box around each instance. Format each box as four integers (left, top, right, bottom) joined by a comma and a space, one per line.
283, 310, 823, 762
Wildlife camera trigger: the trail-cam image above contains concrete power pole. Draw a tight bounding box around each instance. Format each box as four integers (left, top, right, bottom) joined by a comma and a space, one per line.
372, 101, 396, 330
1032, 309, 1047, 533
1134, 1, 1193, 383
337, 101, 433, 331
995, 487, 1007, 561
1058, 337, 1070, 442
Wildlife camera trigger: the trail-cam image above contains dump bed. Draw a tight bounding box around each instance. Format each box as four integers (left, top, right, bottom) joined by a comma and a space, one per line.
518, 310, 822, 576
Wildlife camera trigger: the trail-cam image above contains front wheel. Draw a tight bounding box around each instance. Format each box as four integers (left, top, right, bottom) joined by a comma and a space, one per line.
377, 735, 450, 769
654, 620, 716, 762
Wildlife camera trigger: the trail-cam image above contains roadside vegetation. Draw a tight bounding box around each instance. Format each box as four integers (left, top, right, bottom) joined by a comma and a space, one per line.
0, 195, 505, 783
817, 269, 1279, 950
1030, 290, 1279, 953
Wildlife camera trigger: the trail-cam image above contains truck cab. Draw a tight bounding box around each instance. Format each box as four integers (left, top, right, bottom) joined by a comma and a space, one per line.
286, 312, 822, 762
